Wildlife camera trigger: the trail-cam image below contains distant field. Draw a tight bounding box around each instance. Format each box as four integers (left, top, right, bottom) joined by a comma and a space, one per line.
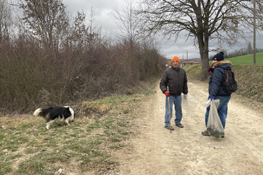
226, 52, 263, 65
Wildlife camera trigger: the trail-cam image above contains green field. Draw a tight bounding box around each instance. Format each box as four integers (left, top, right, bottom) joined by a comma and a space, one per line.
226, 52, 263, 65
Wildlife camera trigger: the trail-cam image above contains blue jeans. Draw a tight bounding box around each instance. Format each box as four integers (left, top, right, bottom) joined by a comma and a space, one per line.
205, 96, 231, 129
165, 95, 182, 126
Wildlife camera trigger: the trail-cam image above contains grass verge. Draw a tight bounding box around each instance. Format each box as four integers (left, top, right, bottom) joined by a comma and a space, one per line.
0, 80, 158, 175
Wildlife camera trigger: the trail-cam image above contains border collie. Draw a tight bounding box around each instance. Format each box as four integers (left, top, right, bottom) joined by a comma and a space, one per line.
33, 106, 75, 129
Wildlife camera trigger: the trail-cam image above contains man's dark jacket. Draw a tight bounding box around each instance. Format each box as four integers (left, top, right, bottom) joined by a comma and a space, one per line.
160, 67, 188, 96
209, 60, 232, 98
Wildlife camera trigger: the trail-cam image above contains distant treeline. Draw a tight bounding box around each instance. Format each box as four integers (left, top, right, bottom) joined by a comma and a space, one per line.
185, 44, 263, 61
225, 48, 263, 59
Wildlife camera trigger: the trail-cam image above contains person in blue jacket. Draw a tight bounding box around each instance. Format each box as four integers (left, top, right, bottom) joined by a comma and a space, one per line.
202, 52, 232, 137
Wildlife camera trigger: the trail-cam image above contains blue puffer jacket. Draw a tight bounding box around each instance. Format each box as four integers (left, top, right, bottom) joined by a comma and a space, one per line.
209, 60, 232, 98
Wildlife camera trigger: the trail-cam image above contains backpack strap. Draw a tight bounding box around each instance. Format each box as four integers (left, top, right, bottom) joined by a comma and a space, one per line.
225, 70, 230, 82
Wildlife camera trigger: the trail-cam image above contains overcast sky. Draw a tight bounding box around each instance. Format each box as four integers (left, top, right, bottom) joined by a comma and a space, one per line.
63, 0, 263, 60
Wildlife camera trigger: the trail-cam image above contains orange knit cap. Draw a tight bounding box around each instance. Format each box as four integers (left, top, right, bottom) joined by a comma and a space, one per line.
170, 56, 180, 64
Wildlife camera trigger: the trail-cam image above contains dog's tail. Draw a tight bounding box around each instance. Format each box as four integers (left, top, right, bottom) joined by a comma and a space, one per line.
33, 108, 43, 117
33, 107, 52, 118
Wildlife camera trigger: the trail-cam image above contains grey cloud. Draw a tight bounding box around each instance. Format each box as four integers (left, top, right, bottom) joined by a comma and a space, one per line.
63, 0, 262, 60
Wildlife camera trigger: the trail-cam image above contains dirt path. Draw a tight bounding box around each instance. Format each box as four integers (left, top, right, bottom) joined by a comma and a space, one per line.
112, 80, 263, 175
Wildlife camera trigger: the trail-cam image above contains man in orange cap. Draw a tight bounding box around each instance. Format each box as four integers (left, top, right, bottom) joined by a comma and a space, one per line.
160, 56, 188, 130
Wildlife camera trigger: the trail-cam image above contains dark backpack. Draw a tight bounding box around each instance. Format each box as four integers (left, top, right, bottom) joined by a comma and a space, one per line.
222, 69, 237, 93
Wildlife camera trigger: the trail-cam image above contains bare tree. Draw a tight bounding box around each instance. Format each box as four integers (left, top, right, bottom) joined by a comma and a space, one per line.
19, 0, 69, 50
139, 0, 263, 80
114, 0, 141, 47
0, 0, 12, 43
65, 9, 99, 50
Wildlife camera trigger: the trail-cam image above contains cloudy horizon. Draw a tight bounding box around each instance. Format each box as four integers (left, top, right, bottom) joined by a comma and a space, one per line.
60, 0, 263, 60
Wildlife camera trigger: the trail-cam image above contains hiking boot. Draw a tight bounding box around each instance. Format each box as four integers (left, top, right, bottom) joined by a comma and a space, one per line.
164, 126, 174, 130
176, 123, 184, 128
202, 130, 211, 136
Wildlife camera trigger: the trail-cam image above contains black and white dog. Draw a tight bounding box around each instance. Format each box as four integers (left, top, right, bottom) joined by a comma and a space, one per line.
33, 106, 75, 129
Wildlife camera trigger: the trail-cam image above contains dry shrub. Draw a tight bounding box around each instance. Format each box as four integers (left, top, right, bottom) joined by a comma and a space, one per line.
0, 35, 166, 113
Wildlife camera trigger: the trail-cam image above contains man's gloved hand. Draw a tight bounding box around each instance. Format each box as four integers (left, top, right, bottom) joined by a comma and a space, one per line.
210, 97, 215, 101
165, 91, 169, 97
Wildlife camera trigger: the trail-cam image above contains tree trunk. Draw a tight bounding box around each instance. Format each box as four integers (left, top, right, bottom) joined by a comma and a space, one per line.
200, 49, 209, 81
198, 34, 209, 81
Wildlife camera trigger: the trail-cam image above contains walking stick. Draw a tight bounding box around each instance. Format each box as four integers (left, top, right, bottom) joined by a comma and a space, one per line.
167, 87, 172, 133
